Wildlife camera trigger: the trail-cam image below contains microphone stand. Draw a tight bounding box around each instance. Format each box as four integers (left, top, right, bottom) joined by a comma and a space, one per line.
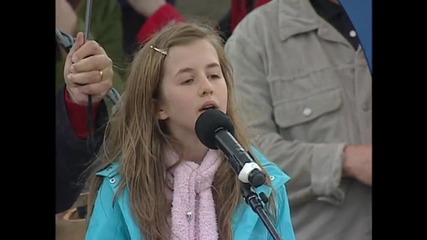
241, 183, 283, 240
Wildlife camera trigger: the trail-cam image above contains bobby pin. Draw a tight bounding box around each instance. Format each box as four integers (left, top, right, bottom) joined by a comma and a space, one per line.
150, 45, 168, 56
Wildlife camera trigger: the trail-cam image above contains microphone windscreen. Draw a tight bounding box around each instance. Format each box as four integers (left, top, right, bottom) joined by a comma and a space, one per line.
195, 109, 235, 149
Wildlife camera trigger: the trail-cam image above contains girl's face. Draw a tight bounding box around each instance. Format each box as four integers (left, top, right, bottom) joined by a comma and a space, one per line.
157, 39, 228, 142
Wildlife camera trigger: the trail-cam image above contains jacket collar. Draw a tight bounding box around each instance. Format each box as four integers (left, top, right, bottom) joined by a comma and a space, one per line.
279, 0, 318, 41
97, 161, 120, 178
278, 0, 347, 44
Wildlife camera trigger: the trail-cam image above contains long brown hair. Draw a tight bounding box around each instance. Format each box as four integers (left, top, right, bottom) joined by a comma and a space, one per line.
86, 22, 276, 240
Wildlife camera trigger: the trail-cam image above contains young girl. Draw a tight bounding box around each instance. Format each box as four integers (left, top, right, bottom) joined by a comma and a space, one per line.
85, 22, 295, 240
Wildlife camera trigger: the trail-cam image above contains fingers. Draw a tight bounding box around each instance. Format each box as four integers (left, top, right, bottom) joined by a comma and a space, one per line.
67, 79, 112, 105
70, 54, 112, 73
71, 80, 113, 101
67, 88, 106, 106
67, 32, 85, 60
67, 67, 113, 85
71, 40, 106, 63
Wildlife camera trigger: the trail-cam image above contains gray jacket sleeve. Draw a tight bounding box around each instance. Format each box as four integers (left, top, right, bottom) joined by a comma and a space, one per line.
225, 33, 346, 205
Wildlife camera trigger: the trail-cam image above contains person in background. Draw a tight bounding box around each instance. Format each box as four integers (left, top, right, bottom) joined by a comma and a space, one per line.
218, 0, 271, 42
122, 0, 272, 51
119, 0, 179, 55
225, 0, 372, 239
55, 0, 122, 214
56, 32, 113, 214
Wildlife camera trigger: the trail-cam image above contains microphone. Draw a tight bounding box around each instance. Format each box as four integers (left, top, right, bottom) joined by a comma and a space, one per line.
195, 109, 266, 187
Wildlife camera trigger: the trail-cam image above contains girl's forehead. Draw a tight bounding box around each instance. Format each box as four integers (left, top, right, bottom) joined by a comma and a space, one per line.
165, 41, 219, 68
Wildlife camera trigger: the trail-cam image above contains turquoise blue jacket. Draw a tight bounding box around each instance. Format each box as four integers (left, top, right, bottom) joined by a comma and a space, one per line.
86, 147, 296, 240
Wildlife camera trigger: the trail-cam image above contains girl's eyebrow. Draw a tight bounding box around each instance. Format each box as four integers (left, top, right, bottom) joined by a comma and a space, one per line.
175, 63, 220, 76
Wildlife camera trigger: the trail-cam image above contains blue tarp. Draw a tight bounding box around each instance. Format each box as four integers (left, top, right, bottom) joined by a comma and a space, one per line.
340, 0, 372, 72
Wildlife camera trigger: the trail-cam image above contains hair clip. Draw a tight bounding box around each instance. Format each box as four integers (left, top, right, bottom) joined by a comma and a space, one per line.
150, 45, 168, 56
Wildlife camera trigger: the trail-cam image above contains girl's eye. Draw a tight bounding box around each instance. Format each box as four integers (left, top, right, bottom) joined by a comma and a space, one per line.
182, 79, 194, 84
208, 75, 220, 79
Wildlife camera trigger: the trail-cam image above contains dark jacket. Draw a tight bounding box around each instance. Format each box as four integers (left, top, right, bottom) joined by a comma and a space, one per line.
55, 86, 109, 214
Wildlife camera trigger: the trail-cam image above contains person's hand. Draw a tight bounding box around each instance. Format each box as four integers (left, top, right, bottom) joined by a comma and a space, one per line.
342, 144, 372, 186
64, 32, 114, 106
127, 0, 166, 17
55, 0, 78, 35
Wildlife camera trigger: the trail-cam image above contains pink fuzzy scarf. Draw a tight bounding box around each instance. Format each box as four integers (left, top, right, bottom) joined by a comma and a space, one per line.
164, 149, 221, 240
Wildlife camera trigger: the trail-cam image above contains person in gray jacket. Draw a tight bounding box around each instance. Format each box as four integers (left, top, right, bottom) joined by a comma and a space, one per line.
224, 0, 371, 239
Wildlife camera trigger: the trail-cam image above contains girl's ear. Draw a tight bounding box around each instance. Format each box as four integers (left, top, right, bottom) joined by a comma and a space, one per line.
158, 108, 168, 120
153, 99, 168, 120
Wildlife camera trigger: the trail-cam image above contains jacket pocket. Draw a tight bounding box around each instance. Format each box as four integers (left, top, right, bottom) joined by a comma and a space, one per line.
273, 87, 342, 128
